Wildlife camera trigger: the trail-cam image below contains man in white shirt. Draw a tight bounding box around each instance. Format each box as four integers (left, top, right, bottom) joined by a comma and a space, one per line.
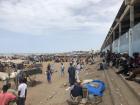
18, 78, 27, 105
60, 63, 65, 77
76, 63, 81, 82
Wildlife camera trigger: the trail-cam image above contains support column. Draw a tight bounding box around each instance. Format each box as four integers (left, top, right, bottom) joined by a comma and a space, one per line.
112, 31, 115, 53
118, 22, 121, 53
130, 5, 134, 28
129, 5, 134, 57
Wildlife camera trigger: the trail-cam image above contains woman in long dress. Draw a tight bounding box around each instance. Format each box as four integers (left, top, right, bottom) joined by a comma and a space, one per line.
46, 64, 52, 83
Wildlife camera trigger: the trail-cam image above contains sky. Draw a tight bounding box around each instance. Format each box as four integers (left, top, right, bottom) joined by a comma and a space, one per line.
0, 0, 123, 53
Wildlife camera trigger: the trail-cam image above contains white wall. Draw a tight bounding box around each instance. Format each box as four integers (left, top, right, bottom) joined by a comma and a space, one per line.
103, 23, 140, 54
119, 32, 129, 53
132, 23, 140, 53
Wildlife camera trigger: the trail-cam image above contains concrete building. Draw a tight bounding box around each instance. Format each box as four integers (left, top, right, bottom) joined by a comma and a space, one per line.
101, 0, 140, 56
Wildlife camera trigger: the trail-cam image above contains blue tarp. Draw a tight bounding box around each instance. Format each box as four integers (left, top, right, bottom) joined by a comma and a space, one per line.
83, 80, 106, 96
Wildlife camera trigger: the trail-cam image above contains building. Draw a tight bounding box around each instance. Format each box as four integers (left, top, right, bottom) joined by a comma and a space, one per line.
101, 0, 140, 56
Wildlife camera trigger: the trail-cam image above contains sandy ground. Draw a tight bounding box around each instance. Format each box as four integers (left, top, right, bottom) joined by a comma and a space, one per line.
26, 62, 70, 105
0, 58, 140, 105
0, 60, 114, 105
25, 61, 104, 105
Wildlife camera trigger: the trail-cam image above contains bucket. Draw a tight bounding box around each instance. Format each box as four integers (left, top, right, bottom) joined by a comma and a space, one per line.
82, 87, 88, 98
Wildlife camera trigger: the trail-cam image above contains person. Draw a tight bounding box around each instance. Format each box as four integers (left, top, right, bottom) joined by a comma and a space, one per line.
17, 78, 27, 105
97, 59, 106, 70
67, 82, 83, 105
105, 50, 111, 66
50, 63, 55, 74
116, 56, 130, 76
60, 63, 65, 77
16, 70, 25, 89
68, 63, 76, 86
133, 53, 140, 67
70, 82, 83, 98
76, 63, 81, 82
126, 68, 140, 81
0, 84, 16, 105
80, 61, 85, 70
46, 64, 52, 83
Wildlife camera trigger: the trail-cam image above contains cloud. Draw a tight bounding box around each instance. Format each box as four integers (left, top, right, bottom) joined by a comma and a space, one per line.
0, 0, 123, 36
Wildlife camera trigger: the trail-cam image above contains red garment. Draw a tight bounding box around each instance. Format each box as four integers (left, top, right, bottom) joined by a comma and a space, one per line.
0, 92, 16, 105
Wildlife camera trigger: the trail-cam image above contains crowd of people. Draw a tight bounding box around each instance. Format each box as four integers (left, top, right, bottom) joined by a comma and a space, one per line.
45, 58, 86, 85
0, 53, 99, 105
100, 50, 140, 81
0, 77, 27, 105
67, 60, 86, 103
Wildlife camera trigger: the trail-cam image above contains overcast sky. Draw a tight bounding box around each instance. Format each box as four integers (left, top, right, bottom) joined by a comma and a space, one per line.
0, 0, 123, 53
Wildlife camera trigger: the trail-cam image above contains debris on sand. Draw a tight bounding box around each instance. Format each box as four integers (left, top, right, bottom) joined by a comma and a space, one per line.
63, 83, 67, 87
